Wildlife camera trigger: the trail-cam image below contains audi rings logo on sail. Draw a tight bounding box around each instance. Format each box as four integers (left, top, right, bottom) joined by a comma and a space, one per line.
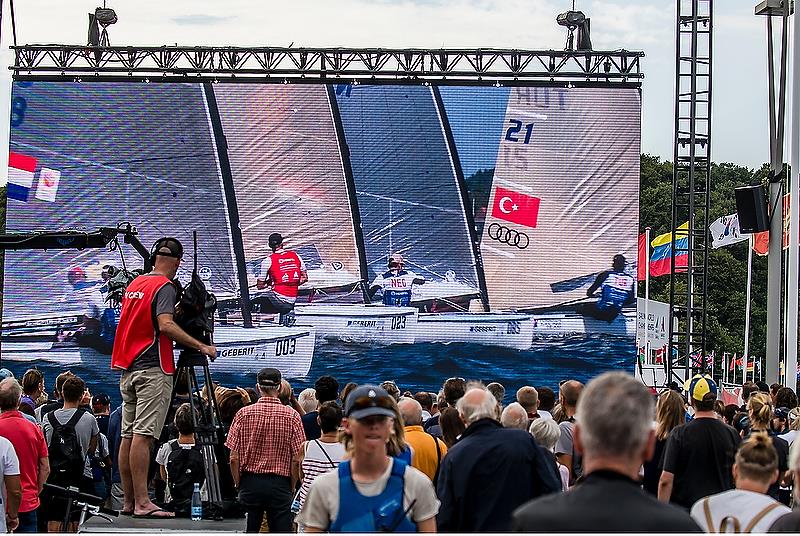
487, 223, 529, 249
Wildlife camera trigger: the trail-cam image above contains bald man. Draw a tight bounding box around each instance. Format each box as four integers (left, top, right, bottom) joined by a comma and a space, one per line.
398, 397, 447, 483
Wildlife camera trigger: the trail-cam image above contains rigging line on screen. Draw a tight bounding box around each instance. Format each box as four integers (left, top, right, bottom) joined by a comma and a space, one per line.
9, 141, 218, 194
355, 191, 463, 214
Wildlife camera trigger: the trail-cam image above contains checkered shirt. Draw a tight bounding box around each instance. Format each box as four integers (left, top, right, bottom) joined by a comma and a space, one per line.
225, 396, 305, 476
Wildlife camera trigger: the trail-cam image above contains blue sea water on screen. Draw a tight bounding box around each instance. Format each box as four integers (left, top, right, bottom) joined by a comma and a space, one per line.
5, 335, 633, 408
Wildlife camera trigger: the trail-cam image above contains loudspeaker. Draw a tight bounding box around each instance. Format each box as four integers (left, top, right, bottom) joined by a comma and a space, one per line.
735, 185, 769, 233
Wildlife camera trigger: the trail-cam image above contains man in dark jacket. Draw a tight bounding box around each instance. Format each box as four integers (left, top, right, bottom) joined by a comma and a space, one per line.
512, 372, 701, 532
436, 386, 561, 532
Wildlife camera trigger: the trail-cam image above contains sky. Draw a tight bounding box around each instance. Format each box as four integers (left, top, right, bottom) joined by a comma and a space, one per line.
0, 0, 779, 178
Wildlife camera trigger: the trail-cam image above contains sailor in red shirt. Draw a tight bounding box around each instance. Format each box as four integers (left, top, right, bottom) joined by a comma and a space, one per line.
255, 233, 308, 324
111, 237, 216, 519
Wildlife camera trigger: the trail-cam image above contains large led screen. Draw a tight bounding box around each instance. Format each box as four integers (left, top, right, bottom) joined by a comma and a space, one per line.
2, 81, 641, 400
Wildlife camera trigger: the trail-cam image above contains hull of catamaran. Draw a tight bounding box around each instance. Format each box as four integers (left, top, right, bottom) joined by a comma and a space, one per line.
293, 305, 418, 345
209, 325, 315, 378
415, 312, 535, 350
531, 310, 636, 338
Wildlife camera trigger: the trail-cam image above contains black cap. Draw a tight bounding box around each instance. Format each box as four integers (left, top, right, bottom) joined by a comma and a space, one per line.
775, 407, 790, 420
92, 393, 110, 407
152, 237, 183, 259
268, 233, 283, 250
344, 385, 396, 420
257, 367, 281, 388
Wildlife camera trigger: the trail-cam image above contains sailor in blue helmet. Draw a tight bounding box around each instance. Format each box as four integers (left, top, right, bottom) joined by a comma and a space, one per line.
296, 385, 439, 532
579, 254, 635, 322
368, 253, 426, 307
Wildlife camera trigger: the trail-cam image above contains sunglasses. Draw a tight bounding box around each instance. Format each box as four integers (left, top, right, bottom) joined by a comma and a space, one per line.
446, 377, 465, 383
348, 394, 395, 415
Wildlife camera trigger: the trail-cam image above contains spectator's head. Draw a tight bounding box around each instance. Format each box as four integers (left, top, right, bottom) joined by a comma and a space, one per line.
54, 371, 75, 400
529, 417, 561, 452
457, 387, 497, 426
256, 367, 281, 397
655, 389, 685, 441
742, 381, 759, 403
61, 376, 86, 404
575, 372, 655, 470
341, 385, 402, 456
516, 386, 539, 414
21, 369, 43, 398
92, 393, 111, 415
381, 381, 401, 402
774, 406, 790, 433
215, 386, 250, 424
340, 383, 358, 406
559, 380, 583, 412
770, 383, 783, 403
748, 392, 774, 430
537, 386, 556, 412
443, 377, 467, 407
278, 380, 293, 405
775, 387, 798, 411
0, 378, 22, 412
398, 397, 423, 426
440, 407, 465, 448
314, 375, 339, 404
685, 374, 717, 412
714, 400, 726, 420
734, 432, 778, 493
486, 382, 505, 405
174, 403, 195, 436
723, 404, 740, 426
413, 392, 433, 413
298, 388, 317, 414
500, 402, 528, 431
756, 381, 770, 394
318, 401, 343, 434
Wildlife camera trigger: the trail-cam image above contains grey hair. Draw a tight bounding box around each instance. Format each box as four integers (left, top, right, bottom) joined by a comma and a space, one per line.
298, 388, 317, 414
398, 397, 423, 426
0, 379, 21, 411
529, 418, 560, 451
457, 387, 497, 425
576, 372, 655, 458
500, 402, 529, 430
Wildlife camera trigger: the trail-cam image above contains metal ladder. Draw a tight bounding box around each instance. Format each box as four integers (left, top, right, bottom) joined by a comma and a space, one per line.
668, 0, 713, 384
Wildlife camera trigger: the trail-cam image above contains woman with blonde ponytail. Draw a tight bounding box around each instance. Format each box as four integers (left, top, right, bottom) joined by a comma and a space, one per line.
691, 433, 790, 532
745, 393, 790, 503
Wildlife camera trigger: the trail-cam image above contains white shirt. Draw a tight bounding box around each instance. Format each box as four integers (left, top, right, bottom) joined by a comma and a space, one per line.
690, 489, 790, 533
0, 436, 20, 533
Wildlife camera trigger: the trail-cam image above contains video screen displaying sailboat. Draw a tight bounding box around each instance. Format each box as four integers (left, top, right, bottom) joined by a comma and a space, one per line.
2, 80, 640, 399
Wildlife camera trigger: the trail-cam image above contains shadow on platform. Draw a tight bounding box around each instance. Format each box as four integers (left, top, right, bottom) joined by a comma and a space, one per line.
80, 514, 246, 533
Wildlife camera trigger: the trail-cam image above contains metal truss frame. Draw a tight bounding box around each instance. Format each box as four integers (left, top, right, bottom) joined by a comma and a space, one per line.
11, 45, 643, 85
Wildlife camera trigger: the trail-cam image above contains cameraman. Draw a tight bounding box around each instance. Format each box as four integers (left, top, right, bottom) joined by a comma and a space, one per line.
111, 237, 216, 519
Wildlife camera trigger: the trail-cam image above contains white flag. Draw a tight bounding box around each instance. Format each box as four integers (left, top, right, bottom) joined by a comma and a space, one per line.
709, 213, 749, 248
35, 168, 60, 202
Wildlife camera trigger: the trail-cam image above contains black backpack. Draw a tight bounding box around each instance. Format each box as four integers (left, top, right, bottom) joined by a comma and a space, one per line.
47, 409, 86, 484
166, 440, 206, 512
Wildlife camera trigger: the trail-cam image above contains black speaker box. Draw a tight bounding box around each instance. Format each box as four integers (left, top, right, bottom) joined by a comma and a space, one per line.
735, 185, 769, 233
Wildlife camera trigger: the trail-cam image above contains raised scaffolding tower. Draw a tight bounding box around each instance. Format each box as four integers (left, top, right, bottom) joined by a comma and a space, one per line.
668, 0, 713, 383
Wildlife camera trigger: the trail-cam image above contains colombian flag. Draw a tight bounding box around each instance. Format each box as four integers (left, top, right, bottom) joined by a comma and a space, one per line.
649, 222, 689, 277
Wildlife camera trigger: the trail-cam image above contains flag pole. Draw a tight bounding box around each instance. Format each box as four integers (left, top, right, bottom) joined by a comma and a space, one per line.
745, 234, 754, 380
645, 227, 651, 365
786, 0, 800, 391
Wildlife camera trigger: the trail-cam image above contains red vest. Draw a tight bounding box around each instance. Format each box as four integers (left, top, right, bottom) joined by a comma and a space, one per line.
268, 250, 303, 298
111, 274, 176, 375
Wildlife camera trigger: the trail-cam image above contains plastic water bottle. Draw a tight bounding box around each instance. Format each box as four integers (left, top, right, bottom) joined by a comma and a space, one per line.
191, 483, 202, 521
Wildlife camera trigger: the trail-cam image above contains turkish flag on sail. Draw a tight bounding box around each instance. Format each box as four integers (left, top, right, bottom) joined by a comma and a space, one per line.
491, 187, 540, 229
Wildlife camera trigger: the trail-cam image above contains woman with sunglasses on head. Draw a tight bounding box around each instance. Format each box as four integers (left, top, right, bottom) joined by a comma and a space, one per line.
297, 385, 439, 533
368, 253, 426, 306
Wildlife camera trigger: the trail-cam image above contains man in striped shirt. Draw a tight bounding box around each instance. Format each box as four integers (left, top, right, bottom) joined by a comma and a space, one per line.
226, 368, 305, 533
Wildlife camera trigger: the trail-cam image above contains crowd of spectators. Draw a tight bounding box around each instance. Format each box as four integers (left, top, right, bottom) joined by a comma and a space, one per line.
3, 364, 800, 532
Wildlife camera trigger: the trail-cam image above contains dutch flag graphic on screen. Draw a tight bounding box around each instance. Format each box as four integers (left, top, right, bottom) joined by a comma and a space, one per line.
7, 151, 37, 202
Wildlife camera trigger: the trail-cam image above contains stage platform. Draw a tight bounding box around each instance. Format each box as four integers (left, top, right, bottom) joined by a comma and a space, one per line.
80, 514, 245, 533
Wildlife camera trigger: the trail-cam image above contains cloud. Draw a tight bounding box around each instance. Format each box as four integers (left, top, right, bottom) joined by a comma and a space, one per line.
170, 14, 235, 26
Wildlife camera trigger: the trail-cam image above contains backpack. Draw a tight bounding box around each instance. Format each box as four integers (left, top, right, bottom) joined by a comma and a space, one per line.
47, 409, 87, 484
166, 440, 206, 512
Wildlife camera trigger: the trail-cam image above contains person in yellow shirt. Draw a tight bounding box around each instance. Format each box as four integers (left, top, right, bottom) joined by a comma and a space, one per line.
398, 397, 447, 485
